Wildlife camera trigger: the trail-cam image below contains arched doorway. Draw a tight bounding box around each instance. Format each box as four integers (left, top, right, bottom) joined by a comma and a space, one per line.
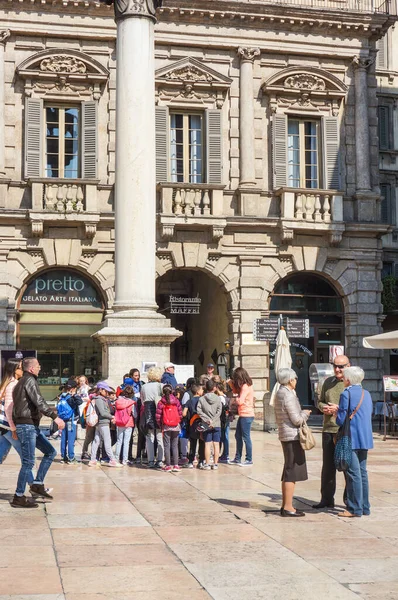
269, 273, 344, 405
156, 269, 230, 378
17, 268, 105, 400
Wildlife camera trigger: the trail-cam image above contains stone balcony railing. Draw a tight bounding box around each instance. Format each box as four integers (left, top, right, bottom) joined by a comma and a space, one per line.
276, 187, 345, 245
27, 178, 100, 239
158, 182, 227, 240
263, 0, 397, 14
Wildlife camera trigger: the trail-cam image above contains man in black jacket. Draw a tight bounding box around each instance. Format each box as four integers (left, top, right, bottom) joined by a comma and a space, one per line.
11, 357, 65, 508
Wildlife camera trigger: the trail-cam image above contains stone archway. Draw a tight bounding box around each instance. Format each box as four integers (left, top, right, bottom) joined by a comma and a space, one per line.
156, 268, 231, 377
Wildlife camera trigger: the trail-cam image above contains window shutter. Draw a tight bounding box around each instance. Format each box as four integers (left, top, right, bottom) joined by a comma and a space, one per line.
155, 106, 169, 182
378, 106, 390, 150
206, 109, 223, 184
380, 183, 392, 224
82, 101, 98, 179
272, 114, 287, 188
376, 35, 388, 70
394, 263, 398, 279
24, 98, 43, 179
322, 116, 340, 190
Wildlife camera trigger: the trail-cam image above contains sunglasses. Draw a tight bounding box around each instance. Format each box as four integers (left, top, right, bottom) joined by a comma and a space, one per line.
333, 363, 349, 370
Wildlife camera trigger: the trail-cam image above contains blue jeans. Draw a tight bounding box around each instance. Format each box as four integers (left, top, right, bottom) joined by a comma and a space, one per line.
235, 416, 254, 462
115, 426, 133, 463
15, 424, 57, 496
346, 449, 370, 516
61, 420, 77, 460
0, 431, 34, 484
220, 422, 230, 459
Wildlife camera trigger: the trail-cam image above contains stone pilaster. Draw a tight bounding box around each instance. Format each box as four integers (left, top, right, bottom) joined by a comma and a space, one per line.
94, 0, 181, 386
237, 47, 260, 187
0, 30, 10, 178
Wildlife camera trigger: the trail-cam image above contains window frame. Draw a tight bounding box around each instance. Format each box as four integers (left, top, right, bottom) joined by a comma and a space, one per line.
44, 103, 81, 179
287, 117, 321, 189
169, 110, 205, 184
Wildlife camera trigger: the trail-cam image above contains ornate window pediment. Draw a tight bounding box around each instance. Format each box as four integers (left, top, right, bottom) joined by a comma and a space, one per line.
17, 49, 109, 100
262, 67, 347, 116
155, 57, 232, 108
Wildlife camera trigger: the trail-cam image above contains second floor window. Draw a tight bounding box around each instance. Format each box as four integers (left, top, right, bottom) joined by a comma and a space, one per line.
170, 112, 203, 183
288, 118, 320, 189
45, 106, 80, 178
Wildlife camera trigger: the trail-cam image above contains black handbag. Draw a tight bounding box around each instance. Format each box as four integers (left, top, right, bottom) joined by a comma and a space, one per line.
334, 390, 364, 472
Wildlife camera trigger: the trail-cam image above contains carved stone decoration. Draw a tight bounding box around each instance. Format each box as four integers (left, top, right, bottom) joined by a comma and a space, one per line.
212, 225, 224, 241
40, 55, 87, 74
0, 30, 10, 45
352, 56, 374, 71
165, 66, 213, 84
114, 0, 162, 21
281, 227, 294, 243
237, 47, 261, 63
85, 223, 97, 239
31, 221, 43, 238
161, 224, 175, 240
329, 231, 343, 246
284, 73, 326, 91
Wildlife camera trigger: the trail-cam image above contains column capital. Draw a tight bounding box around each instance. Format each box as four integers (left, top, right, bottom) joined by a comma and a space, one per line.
0, 30, 10, 46
112, 0, 162, 22
237, 47, 260, 63
352, 55, 374, 71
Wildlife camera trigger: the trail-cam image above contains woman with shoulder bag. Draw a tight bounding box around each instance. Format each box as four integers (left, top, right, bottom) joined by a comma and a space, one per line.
274, 368, 311, 517
329, 366, 373, 518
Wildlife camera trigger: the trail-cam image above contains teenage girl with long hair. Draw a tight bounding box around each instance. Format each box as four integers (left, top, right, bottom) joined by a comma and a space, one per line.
228, 367, 255, 466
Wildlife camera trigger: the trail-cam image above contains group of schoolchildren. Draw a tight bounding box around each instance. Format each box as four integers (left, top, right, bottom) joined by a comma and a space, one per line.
54, 365, 245, 472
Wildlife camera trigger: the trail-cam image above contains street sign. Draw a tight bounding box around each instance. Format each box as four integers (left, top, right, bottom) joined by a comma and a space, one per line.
253, 319, 279, 342
286, 318, 310, 339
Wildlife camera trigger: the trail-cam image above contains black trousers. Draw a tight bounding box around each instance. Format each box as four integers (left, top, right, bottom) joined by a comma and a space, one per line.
321, 432, 337, 504
164, 430, 179, 467
188, 437, 205, 464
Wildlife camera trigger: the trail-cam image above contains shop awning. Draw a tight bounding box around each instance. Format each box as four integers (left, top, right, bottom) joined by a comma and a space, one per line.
363, 330, 398, 349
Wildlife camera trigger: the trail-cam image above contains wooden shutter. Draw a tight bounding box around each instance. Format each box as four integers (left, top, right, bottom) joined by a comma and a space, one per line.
380, 183, 392, 224
155, 106, 169, 182
206, 109, 223, 184
82, 101, 98, 179
322, 116, 340, 190
272, 114, 287, 188
24, 98, 43, 179
376, 35, 388, 70
378, 106, 390, 150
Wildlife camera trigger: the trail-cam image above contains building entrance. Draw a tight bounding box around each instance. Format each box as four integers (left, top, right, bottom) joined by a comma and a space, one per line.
17, 268, 104, 400
269, 273, 344, 406
156, 269, 230, 378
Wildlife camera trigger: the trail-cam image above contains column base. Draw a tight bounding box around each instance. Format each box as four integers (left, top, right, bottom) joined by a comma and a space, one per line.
93, 310, 182, 387
238, 188, 262, 217
354, 190, 380, 222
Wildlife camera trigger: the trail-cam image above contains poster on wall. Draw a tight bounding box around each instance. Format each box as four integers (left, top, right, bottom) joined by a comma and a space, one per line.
1, 350, 37, 377
329, 345, 344, 363
175, 365, 195, 385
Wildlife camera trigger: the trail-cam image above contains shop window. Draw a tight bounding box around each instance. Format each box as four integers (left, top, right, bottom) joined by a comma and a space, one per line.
155, 106, 222, 184
288, 119, 320, 189
270, 273, 343, 317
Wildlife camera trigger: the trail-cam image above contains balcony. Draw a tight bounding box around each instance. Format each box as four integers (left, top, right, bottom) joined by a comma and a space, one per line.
260, 0, 396, 14
276, 187, 345, 244
158, 182, 227, 240
27, 178, 100, 239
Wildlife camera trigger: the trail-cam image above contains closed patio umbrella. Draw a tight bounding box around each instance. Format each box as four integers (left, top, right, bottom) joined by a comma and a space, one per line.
270, 327, 292, 407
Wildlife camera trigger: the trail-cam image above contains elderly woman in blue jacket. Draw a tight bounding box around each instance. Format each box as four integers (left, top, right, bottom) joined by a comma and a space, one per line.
331, 366, 373, 518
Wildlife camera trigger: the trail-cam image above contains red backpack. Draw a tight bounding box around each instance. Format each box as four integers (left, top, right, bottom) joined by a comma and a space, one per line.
162, 402, 180, 427
114, 405, 131, 427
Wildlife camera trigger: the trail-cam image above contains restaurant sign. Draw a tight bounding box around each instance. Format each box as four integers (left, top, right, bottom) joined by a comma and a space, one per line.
20, 270, 102, 309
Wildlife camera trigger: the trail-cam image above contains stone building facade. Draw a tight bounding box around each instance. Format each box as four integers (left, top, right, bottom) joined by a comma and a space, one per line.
0, 0, 396, 415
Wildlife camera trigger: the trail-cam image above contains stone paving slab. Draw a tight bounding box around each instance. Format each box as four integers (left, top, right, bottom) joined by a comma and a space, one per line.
1, 430, 398, 599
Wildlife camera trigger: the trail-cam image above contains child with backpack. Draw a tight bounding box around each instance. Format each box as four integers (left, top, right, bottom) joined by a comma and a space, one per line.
155, 384, 182, 472
89, 381, 122, 468
114, 385, 136, 465
182, 383, 205, 469
58, 379, 82, 464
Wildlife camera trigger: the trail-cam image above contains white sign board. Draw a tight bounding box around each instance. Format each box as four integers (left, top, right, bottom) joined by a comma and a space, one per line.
174, 364, 195, 386
383, 375, 398, 392
329, 345, 344, 363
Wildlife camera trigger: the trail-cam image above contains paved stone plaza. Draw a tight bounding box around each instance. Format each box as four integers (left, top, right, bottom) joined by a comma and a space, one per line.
0, 426, 398, 600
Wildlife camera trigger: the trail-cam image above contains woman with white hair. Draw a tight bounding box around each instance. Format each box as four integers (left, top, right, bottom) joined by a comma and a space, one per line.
141, 367, 164, 468
331, 365, 373, 518
274, 368, 311, 517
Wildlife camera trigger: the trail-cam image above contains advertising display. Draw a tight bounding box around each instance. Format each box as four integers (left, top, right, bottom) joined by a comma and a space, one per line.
20, 270, 102, 309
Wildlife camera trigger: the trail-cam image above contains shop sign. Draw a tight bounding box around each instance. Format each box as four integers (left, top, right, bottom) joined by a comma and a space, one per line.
169, 295, 201, 315
286, 318, 310, 339
20, 270, 102, 309
383, 375, 398, 392
253, 319, 279, 342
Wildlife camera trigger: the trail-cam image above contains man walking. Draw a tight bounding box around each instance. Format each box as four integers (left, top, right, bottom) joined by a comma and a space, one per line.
11, 357, 65, 508
312, 354, 350, 509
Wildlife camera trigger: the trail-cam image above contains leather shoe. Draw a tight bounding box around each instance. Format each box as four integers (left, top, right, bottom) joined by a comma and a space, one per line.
312, 502, 334, 509
280, 508, 305, 517
337, 510, 360, 518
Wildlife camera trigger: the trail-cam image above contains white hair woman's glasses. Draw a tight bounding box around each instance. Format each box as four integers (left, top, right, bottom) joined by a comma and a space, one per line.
342, 366, 365, 386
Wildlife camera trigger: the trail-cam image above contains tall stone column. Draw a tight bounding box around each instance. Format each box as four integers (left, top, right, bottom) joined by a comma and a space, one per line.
353, 56, 373, 193
237, 47, 260, 187
94, 0, 181, 385
0, 30, 10, 177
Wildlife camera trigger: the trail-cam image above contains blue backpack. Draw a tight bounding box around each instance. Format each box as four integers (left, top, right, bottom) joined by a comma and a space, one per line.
57, 394, 74, 422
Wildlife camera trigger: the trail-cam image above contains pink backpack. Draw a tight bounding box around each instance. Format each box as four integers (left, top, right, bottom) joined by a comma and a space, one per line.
114, 404, 131, 427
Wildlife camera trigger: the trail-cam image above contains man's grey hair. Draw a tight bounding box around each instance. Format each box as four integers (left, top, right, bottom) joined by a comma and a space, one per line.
343, 366, 364, 385
277, 368, 297, 385
22, 357, 37, 371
